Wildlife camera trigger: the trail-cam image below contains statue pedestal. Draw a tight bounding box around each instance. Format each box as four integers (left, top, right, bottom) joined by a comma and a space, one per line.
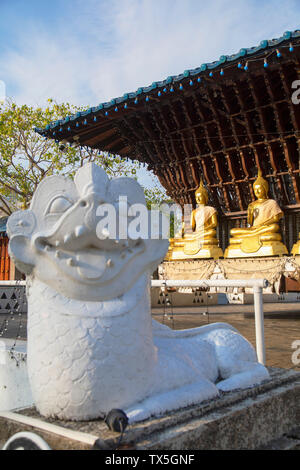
166, 238, 223, 261
225, 240, 288, 259
1, 368, 299, 450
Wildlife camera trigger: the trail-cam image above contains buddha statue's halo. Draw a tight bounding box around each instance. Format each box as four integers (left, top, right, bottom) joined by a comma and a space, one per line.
195, 179, 208, 204
253, 169, 269, 194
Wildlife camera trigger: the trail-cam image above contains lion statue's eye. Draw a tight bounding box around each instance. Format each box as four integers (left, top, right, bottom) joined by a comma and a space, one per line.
47, 196, 73, 215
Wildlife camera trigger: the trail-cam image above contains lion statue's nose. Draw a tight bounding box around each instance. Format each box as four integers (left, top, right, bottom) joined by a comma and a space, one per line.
75, 162, 109, 200
81, 192, 108, 232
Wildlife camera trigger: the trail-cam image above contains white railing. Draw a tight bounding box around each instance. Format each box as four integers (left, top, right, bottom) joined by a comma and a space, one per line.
152, 279, 268, 366
0, 281, 26, 286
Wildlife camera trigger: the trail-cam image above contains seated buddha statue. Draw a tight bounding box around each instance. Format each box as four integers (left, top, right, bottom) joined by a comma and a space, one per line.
166, 180, 223, 260
224, 171, 288, 258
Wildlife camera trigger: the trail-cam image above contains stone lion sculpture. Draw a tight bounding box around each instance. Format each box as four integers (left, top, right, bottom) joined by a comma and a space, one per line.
7, 163, 269, 423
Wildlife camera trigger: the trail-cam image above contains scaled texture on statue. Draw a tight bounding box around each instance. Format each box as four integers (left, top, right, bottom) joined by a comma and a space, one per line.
8, 164, 269, 423
166, 180, 223, 261
225, 171, 288, 258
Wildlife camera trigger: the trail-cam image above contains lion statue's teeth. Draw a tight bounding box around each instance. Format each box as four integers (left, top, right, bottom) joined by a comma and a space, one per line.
75, 225, 85, 238
64, 234, 72, 244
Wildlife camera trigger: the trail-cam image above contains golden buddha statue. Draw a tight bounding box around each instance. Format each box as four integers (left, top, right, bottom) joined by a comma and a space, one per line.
224, 171, 288, 258
166, 180, 223, 260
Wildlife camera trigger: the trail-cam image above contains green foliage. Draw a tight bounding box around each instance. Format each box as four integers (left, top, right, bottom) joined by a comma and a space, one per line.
143, 184, 171, 210
0, 99, 153, 214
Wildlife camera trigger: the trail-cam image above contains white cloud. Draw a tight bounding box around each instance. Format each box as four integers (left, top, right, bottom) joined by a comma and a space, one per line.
2, 0, 300, 107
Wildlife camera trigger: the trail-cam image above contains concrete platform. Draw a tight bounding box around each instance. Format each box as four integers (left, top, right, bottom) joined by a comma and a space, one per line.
1, 368, 300, 450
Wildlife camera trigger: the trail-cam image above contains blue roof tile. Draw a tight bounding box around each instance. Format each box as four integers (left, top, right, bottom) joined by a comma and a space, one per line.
35, 29, 300, 136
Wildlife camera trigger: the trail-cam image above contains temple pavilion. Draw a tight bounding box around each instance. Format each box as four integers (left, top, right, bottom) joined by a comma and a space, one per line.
35, 30, 300, 292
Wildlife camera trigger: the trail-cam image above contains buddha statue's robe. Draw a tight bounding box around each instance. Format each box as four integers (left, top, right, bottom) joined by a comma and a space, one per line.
225, 198, 288, 258
251, 199, 283, 229
183, 205, 219, 256
191, 205, 218, 239
166, 204, 223, 260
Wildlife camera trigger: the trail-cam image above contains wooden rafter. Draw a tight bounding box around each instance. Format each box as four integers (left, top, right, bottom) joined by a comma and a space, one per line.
205, 87, 244, 211
232, 79, 263, 174
283, 139, 300, 203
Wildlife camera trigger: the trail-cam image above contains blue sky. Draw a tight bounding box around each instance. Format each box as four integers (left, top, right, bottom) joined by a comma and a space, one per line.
0, 0, 299, 189
1, 0, 300, 108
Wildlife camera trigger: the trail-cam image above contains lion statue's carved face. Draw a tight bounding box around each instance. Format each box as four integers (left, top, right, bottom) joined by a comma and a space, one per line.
7, 163, 169, 301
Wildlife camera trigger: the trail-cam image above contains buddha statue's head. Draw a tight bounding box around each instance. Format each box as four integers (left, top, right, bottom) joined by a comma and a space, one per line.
253, 170, 269, 200
195, 180, 208, 206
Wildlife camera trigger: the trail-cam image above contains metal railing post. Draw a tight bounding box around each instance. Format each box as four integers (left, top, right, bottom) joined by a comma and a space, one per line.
253, 285, 266, 366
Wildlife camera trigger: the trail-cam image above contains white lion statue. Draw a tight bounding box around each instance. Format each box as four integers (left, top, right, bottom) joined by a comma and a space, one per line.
7, 163, 269, 423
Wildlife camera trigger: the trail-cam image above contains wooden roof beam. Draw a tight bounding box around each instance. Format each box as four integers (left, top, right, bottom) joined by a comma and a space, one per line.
247, 75, 283, 166
265, 142, 287, 205
219, 85, 256, 201
155, 98, 288, 138
204, 87, 242, 211
178, 98, 203, 188
263, 70, 288, 137
61, 120, 119, 145
283, 139, 300, 203
133, 114, 180, 196
146, 106, 186, 195
225, 152, 245, 210
262, 71, 296, 204
120, 115, 160, 169
162, 103, 191, 191
197, 156, 221, 209
151, 134, 298, 169
84, 127, 123, 147
171, 102, 194, 159
178, 98, 203, 164
233, 80, 264, 173
279, 65, 300, 130
151, 104, 192, 195
192, 92, 229, 209
219, 86, 245, 146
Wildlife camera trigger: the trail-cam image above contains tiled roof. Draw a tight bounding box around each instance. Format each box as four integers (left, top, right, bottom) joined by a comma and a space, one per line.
35, 30, 300, 137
